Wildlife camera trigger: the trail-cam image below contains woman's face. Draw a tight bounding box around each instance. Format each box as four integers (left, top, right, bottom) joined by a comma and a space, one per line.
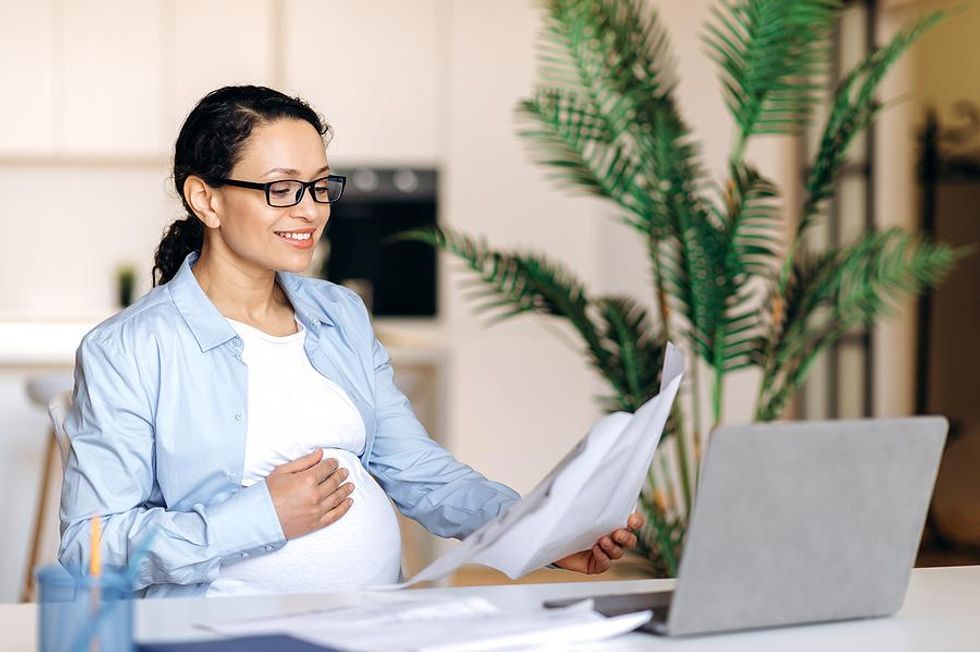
212, 118, 331, 274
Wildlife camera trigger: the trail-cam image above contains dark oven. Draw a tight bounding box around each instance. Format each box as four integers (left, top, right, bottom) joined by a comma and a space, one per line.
314, 167, 437, 317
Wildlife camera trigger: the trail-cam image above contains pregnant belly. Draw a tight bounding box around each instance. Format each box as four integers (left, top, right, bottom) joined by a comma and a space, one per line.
207, 449, 402, 596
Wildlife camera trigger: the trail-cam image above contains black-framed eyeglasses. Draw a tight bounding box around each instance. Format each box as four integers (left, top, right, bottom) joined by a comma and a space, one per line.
218, 174, 347, 207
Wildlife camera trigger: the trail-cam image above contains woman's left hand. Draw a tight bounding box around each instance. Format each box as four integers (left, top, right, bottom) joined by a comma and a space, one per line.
550, 512, 644, 575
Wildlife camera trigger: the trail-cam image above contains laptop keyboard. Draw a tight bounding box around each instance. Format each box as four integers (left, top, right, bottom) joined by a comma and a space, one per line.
543, 589, 673, 631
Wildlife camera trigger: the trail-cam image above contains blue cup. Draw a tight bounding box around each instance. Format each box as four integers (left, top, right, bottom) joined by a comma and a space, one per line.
37, 564, 134, 652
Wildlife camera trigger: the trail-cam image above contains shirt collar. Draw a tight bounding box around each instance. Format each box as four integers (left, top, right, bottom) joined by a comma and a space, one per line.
276, 268, 336, 333
168, 250, 334, 353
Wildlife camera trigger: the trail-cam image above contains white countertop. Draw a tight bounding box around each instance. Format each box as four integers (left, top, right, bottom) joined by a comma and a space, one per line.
0, 321, 96, 367
0, 320, 446, 369
3, 566, 979, 650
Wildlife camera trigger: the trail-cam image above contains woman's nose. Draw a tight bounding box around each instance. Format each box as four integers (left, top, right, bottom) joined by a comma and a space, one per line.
290, 187, 323, 220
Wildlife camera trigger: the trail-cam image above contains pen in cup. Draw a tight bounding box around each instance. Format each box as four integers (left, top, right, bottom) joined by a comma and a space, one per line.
66, 523, 157, 652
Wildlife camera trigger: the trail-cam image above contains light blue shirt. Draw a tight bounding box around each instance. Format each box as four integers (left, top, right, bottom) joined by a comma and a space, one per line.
59, 250, 521, 598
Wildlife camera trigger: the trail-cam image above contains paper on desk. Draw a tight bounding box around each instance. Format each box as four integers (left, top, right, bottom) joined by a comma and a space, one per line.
379, 343, 685, 589
202, 596, 652, 652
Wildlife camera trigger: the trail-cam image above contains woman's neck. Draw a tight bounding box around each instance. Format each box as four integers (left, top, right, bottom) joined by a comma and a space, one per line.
192, 243, 292, 325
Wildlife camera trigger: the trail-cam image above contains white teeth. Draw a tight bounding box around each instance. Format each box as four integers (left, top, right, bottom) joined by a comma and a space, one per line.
277, 232, 311, 240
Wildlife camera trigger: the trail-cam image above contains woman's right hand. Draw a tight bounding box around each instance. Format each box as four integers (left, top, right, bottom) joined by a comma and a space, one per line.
266, 448, 355, 540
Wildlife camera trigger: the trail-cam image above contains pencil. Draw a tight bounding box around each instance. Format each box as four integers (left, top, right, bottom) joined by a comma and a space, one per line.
89, 517, 102, 578
89, 517, 101, 652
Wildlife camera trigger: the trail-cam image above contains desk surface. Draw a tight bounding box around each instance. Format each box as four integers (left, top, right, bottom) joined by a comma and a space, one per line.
4, 565, 979, 651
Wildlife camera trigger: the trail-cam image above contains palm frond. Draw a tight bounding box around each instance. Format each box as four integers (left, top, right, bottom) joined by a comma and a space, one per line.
799, 10, 945, 239
704, 0, 839, 150
636, 490, 683, 576
527, 0, 707, 240
534, 0, 664, 175
521, 0, 713, 344
757, 229, 957, 420
397, 226, 654, 403
539, 0, 676, 126
717, 163, 782, 278
394, 227, 586, 320
661, 163, 780, 389
594, 295, 665, 410
516, 88, 663, 232
658, 211, 720, 356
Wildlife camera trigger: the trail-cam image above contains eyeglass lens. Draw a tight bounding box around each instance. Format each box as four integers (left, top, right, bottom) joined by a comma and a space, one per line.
268, 178, 343, 207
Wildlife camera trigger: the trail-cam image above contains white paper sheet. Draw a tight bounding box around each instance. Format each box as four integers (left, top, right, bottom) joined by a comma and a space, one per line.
202, 596, 652, 652
376, 343, 685, 589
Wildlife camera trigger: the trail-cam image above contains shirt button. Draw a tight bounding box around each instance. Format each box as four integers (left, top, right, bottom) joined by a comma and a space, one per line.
227, 472, 238, 482
240, 552, 248, 559
234, 412, 243, 422
264, 545, 274, 552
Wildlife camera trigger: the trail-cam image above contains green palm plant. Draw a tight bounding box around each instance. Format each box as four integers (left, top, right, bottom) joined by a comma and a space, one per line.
399, 0, 958, 576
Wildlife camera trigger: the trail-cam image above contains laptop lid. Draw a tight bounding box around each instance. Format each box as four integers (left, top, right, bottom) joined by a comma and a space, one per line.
666, 417, 947, 636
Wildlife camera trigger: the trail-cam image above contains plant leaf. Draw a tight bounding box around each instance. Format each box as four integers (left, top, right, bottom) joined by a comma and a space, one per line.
704, 0, 839, 145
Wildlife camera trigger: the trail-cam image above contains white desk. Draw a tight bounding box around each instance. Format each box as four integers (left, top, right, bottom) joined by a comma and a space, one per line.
2, 565, 978, 650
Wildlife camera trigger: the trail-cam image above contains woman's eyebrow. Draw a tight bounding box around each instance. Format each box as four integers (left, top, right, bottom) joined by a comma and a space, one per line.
262, 165, 331, 177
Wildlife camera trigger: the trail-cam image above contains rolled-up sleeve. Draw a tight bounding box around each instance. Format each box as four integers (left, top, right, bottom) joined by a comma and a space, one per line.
351, 297, 520, 540
58, 333, 284, 592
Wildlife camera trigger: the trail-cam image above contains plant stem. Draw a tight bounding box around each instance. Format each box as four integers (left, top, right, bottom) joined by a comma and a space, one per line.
669, 405, 693, 517
754, 365, 775, 421
649, 238, 672, 341
650, 238, 694, 514
711, 363, 724, 431
641, 466, 676, 577
709, 332, 727, 431
730, 131, 748, 171
690, 353, 704, 463
638, 495, 678, 577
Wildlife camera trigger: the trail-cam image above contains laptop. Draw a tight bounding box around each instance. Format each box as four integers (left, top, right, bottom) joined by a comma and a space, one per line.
544, 417, 948, 637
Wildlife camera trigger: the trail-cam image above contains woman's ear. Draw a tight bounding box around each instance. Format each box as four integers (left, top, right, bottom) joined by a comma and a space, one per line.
184, 175, 222, 229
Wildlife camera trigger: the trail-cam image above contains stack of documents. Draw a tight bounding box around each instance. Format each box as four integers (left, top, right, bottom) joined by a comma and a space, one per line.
380, 343, 685, 588
201, 596, 651, 651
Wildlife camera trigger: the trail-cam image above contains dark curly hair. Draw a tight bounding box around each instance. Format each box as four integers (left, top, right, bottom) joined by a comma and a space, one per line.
152, 85, 332, 286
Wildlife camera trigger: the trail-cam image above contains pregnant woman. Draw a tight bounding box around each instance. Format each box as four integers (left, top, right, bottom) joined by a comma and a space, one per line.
58, 85, 643, 598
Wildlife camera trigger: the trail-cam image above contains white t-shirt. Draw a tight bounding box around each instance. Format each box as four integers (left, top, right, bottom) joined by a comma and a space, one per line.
206, 316, 402, 596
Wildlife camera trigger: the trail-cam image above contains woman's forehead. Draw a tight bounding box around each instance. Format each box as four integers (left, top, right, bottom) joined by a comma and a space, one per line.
234, 118, 328, 177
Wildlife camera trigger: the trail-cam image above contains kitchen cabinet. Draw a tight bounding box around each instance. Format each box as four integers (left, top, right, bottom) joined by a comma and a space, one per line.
1, 0, 439, 164
0, 1, 56, 154
282, 0, 439, 165
62, 0, 165, 155
169, 0, 275, 145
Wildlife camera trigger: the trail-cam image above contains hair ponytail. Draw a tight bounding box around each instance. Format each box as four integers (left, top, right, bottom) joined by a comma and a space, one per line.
152, 217, 205, 286
151, 85, 331, 286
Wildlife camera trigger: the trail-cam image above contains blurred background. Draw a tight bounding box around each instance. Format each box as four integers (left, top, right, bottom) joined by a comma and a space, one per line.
0, 0, 976, 602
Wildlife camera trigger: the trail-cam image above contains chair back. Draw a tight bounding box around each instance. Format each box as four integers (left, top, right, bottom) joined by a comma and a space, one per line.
47, 390, 73, 471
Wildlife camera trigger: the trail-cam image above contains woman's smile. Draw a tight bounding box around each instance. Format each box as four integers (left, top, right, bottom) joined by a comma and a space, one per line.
274, 227, 317, 250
